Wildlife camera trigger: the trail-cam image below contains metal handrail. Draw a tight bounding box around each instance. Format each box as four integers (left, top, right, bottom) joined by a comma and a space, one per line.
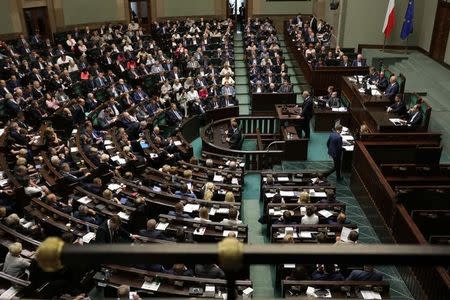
266, 140, 285, 151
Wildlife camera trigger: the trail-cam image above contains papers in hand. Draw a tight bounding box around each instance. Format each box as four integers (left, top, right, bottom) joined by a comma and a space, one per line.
340, 226, 359, 242
389, 118, 405, 126
183, 203, 200, 213
82, 232, 96, 243
117, 211, 130, 220
318, 209, 333, 218
194, 227, 206, 235
156, 222, 169, 230
141, 281, 160, 291
361, 290, 382, 299
77, 196, 92, 205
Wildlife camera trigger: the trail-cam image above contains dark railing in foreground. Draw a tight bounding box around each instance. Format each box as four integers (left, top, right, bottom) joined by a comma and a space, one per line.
35, 238, 450, 299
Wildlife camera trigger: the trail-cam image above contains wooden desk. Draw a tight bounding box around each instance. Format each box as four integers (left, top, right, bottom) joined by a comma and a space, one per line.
282, 280, 390, 299
313, 107, 351, 132
275, 105, 302, 127
282, 126, 308, 161
252, 93, 296, 115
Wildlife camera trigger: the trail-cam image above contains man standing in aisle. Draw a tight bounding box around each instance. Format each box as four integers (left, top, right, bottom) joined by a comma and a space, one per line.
326, 124, 343, 181
298, 91, 314, 139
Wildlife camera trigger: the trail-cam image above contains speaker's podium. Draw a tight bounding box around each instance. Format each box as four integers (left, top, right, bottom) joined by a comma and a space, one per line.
281, 126, 308, 161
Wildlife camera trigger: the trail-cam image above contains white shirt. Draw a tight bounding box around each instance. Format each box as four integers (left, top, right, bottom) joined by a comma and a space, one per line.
301, 214, 319, 225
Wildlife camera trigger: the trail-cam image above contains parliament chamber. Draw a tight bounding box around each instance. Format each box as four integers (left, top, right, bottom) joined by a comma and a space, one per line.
0, 0, 449, 299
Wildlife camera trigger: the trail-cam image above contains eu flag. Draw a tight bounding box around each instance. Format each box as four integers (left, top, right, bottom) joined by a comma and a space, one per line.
401, 0, 414, 40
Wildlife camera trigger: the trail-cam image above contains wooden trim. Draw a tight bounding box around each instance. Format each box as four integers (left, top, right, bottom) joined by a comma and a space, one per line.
358, 44, 450, 70
155, 15, 221, 21
55, 20, 128, 32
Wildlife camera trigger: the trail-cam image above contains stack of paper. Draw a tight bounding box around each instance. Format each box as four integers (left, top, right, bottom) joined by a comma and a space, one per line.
82, 232, 96, 243
117, 211, 130, 220
318, 210, 333, 218
213, 175, 224, 182
183, 203, 200, 213
204, 285, 216, 297
361, 290, 382, 299
77, 196, 92, 205
141, 281, 160, 291
277, 176, 289, 182
280, 190, 295, 197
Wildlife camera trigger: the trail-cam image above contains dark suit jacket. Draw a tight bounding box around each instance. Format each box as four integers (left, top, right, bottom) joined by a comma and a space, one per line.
138, 229, 167, 240
376, 77, 389, 91
327, 131, 343, 159
389, 101, 407, 116
95, 220, 131, 243
347, 269, 383, 281
351, 60, 367, 67
228, 128, 242, 150
407, 110, 423, 126
301, 97, 314, 119
384, 82, 399, 102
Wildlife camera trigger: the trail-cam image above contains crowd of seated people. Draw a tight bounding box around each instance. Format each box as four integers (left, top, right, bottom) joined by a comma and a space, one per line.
0, 18, 249, 299
151, 18, 238, 117
244, 18, 293, 94
286, 14, 367, 69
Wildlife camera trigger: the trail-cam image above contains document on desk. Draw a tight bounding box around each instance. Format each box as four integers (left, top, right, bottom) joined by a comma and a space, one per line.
117, 211, 130, 220
107, 183, 121, 191
361, 290, 382, 299
269, 209, 284, 216
194, 227, 206, 235
341, 134, 354, 142
70, 147, 78, 153
318, 209, 334, 218
280, 190, 295, 197
141, 281, 160, 291
156, 222, 169, 231
310, 191, 327, 198
283, 264, 296, 269
174, 140, 182, 146
343, 145, 355, 151
217, 208, 229, 214
340, 227, 359, 242
77, 196, 92, 205
82, 232, 96, 244
299, 231, 316, 238
213, 174, 224, 182
265, 192, 275, 198
183, 203, 200, 213
277, 176, 289, 182
209, 207, 217, 216
105, 145, 114, 150
231, 178, 239, 185
104, 140, 112, 145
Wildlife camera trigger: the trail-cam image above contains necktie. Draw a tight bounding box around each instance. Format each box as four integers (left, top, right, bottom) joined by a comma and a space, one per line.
174, 110, 182, 120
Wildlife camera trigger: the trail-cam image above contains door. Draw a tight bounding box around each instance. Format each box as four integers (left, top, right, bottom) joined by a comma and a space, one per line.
128, 0, 150, 24
23, 7, 51, 38
429, 1, 450, 61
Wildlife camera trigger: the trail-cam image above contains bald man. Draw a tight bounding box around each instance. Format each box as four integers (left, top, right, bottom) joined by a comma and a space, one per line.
138, 219, 167, 240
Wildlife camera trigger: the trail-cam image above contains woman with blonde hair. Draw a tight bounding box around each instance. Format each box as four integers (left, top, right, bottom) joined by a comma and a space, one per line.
103, 189, 120, 204
203, 190, 213, 201
224, 191, 235, 203
195, 207, 211, 222
2, 242, 31, 277
298, 191, 310, 204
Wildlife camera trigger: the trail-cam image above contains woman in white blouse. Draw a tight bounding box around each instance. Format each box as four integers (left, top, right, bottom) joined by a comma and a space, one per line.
301, 205, 319, 225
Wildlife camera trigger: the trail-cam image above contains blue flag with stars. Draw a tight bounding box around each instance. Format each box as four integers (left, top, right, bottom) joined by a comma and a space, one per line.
401, 0, 414, 40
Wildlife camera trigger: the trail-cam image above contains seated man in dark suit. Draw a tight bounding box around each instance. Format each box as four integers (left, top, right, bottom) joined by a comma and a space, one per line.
60, 163, 91, 183
168, 202, 193, 219
346, 265, 383, 281
95, 215, 138, 243
375, 71, 389, 91
139, 219, 167, 240
383, 75, 399, 103
311, 264, 345, 281
73, 205, 102, 225
404, 104, 423, 126
195, 264, 225, 279
226, 121, 242, 150
166, 103, 183, 125
386, 94, 407, 116
351, 54, 366, 67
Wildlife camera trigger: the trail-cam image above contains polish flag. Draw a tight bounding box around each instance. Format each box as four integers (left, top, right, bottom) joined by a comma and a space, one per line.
382, 0, 395, 39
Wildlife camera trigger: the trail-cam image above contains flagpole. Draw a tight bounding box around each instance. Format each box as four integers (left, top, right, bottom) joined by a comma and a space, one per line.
405, 36, 408, 54
382, 36, 386, 52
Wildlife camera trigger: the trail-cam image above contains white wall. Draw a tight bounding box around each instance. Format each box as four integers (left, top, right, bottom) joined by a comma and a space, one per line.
252, 0, 313, 15
415, 0, 438, 52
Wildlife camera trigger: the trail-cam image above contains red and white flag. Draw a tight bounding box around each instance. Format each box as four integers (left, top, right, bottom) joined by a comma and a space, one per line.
382, 0, 395, 38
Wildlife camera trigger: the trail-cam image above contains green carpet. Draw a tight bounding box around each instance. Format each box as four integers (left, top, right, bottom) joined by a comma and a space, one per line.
242, 139, 257, 151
